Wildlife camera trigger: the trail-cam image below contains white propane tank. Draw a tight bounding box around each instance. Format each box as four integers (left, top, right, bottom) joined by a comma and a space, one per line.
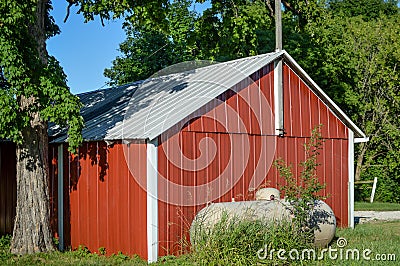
190, 197, 336, 248
255, 187, 281, 201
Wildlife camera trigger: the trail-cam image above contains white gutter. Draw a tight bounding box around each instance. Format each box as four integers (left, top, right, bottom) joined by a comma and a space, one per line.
146, 138, 159, 263
354, 137, 369, 143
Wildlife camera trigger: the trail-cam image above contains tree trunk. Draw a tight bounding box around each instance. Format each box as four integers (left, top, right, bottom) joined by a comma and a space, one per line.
10, 116, 55, 254
10, 0, 55, 254
355, 142, 367, 182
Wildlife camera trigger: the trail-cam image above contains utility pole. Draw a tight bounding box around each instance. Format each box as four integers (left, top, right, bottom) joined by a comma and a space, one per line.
275, 0, 282, 51
274, 0, 284, 136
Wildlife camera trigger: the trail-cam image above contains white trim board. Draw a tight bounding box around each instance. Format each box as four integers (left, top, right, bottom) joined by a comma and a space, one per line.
348, 130, 355, 228
146, 138, 159, 262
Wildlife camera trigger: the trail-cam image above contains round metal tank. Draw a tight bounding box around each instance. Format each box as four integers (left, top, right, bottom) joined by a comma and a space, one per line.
190, 200, 292, 246
255, 187, 281, 200
190, 199, 336, 248
309, 200, 336, 248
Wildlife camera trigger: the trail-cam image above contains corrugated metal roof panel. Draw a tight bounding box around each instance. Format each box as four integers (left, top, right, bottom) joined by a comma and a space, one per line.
105, 52, 283, 140
49, 50, 366, 142
49, 82, 141, 143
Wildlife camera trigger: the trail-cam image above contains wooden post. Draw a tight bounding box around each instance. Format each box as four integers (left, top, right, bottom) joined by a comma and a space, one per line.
275, 0, 282, 51
370, 177, 378, 203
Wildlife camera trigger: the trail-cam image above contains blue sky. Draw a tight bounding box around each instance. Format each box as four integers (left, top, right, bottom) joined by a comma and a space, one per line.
47, 1, 210, 95
47, 2, 125, 94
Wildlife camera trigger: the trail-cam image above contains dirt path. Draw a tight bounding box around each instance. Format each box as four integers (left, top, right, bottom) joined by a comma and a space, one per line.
354, 211, 400, 224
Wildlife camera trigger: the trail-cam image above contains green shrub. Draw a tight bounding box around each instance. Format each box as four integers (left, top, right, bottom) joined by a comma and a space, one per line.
0, 235, 12, 261
274, 125, 327, 243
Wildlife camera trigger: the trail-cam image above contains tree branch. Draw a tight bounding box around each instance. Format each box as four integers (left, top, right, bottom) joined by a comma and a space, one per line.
264, 0, 274, 18
281, 0, 301, 15
64, 0, 77, 23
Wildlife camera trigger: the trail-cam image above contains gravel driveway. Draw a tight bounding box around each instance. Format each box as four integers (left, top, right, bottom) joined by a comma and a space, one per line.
354, 211, 400, 224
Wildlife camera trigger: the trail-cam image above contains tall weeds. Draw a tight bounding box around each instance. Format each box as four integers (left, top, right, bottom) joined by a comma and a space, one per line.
191, 213, 311, 265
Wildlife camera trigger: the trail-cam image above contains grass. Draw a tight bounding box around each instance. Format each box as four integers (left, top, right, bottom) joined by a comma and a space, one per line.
355, 201, 400, 211
190, 213, 312, 265
312, 220, 400, 265
1, 221, 399, 265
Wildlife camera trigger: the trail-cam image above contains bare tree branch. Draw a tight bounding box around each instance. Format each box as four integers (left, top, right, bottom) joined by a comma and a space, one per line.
64, 0, 77, 23
281, 0, 301, 15
264, 0, 275, 18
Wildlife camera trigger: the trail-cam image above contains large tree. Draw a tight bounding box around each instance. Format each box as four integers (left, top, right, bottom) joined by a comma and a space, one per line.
0, 1, 83, 253
0, 0, 169, 254
105, 0, 328, 85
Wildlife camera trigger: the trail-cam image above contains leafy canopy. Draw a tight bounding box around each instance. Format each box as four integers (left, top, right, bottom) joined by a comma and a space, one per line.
0, 1, 83, 151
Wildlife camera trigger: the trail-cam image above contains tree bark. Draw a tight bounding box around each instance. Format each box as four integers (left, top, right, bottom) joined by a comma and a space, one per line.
11, 114, 55, 254
10, 0, 55, 254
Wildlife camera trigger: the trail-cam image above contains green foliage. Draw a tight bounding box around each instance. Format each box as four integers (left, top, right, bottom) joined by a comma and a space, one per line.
111, 251, 130, 262
75, 0, 169, 32
191, 212, 311, 265
0, 235, 12, 261
104, 0, 197, 85
193, 0, 274, 61
104, 0, 330, 85
0, 1, 83, 152
303, 12, 400, 202
274, 126, 326, 239
98, 246, 106, 256
1, 221, 400, 265
328, 0, 399, 20
74, 245, 91, 258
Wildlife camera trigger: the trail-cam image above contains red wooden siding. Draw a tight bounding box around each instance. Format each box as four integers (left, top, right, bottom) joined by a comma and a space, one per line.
49, 141, 148, 258
0, 142, 16, 235
158, 64, 350, 256
283, 64, 348, 139
158, 134, 349, 256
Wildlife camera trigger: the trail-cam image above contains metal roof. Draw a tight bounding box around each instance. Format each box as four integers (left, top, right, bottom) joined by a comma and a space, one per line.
105, 51, 285, 141
49, 50, 366, 143
49, 82, 141, 142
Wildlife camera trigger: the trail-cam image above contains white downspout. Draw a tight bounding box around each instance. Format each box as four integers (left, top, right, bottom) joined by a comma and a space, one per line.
147, 138, 158, 262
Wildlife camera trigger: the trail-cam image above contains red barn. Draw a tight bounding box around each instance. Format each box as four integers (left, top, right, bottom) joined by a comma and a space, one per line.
1, 51, 367, 262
